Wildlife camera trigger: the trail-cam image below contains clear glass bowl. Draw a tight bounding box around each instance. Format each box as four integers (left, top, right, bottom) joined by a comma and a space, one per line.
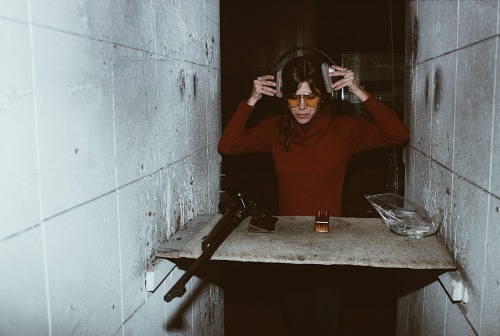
365, 193, 442, 239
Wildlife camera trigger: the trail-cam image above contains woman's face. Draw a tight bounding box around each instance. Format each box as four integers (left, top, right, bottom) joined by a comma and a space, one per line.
287, 81, 321, 125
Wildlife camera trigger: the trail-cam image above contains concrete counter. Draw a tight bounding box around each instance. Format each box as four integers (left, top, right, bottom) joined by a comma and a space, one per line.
156, 214, 456, 270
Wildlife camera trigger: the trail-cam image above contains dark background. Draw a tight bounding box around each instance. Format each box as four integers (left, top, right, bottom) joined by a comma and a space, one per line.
220, 1, 406, 334
220, 0, 406, 217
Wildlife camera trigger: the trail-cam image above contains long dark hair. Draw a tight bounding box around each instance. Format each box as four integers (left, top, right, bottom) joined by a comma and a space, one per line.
276, 56, 328, 151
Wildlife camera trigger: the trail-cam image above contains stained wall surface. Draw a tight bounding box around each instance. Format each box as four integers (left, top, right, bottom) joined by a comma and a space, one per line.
0, 0, 222, 335
399, 0, 499, 335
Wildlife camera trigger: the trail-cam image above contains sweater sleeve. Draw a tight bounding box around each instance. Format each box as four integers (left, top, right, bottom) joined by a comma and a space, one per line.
218, 101, 275, 155
348, 96, 410, 154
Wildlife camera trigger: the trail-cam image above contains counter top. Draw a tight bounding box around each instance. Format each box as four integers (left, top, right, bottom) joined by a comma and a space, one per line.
156, 214, 456, 270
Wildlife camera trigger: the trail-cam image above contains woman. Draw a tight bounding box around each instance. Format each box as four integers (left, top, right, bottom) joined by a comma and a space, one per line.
218, 56, 409, 217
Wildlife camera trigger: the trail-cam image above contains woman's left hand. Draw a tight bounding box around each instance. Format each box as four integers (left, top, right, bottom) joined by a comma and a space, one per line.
329, 65, 370, 102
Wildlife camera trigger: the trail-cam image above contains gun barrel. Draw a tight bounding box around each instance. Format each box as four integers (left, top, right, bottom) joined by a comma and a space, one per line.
164, 193, 251, 302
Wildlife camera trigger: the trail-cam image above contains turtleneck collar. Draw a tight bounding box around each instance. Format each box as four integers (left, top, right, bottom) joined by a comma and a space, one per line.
290, 104, 333, 146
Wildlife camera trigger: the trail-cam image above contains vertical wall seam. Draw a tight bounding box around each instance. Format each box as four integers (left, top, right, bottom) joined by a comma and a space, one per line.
26, 0, 52, 334
479, 34, 498, 335
110, 41, 125, 331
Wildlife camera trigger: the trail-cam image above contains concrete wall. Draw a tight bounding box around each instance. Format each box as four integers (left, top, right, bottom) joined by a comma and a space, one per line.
0, 0, 222, 335
399, 0, 499, 335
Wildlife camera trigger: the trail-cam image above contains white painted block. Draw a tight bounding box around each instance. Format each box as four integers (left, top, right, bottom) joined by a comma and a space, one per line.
34, 27, 116, 219
458, 0, 498, 48
0, 228, 49, 336
112, 45, 161, 187
109, 0, 155, 52
119, 173, 165, 320
206, 68, 221, 146
430, 52, 456, 168
445, 296, 476, 336
438, 271, 469, 304
0, 21, 40, 238
416, 0, 434, 63
188, 149, 209, 216
156, 59, 188, 167
451, 175, 489, 331
186, 65, 208, 154
154, 0, 205, 65
414, 61, 433, 156
44, 193, 122, 335
481, 196, 500, 334
433, 0, 458, 57
145, 258, 176, 292
123, 280, 167, 336
454, 40, 495, 191
0, 1, 28, 22
30, 0, 113, 41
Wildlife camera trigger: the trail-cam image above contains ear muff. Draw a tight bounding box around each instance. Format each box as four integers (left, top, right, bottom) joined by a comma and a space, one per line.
272, 46, 337, 98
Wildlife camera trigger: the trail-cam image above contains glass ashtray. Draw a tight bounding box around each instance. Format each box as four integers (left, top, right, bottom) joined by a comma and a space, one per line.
365, 193, 442, 239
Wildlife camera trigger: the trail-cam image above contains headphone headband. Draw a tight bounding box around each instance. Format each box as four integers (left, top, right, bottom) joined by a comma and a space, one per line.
271, 46, 336, 73
272, 46, 336, 98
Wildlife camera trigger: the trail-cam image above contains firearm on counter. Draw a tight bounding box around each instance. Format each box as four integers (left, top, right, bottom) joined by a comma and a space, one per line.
164, 192, 260, 302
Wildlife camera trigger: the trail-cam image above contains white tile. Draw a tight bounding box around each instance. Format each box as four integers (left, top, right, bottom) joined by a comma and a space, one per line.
458, 0, 498, 48
429, 162, 453, 250
0, 1, 28, 22
0, 20, 40, 238
33, 27, 115, 219
422, 280, 447, 336
112, 45, 161, 187
0, 228, 50, 336
480, 195, 500, 334
110, 0, 155, 52
414, 61, 433, 156
433, 0, 458, 57
186, 64, 208, 155
207, 143, 221, 213
454, 39, 495, 191
404, 147, 416, 200
430, 52, 456, 168
44, 193, 122, 335
30, 0, 113, 41
188, 149, 209, 216
207, 68, 221, 147
444, 301, 476, 336
205, 20, 221, 69
156, 59, 188, 167
416, 0, 434, 63
161, 159, 192, 237
411, 149, 432, 208
118, 173, 168, 320
205, 0, 220, 26
154, 0, 205, 65
123, 281, 166, 336
451, 176, 489, 330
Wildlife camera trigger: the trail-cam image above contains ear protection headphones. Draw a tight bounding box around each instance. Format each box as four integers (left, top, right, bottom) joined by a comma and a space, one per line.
271, 46, 337, 98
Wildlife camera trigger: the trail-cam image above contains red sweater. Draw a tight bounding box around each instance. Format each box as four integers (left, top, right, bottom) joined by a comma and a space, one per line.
218, 96, 409, 216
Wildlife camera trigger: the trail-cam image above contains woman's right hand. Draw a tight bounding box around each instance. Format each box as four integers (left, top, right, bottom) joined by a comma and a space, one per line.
247, 75, 277, 107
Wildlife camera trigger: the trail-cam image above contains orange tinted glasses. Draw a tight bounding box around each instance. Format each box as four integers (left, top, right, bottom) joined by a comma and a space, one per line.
286, 94, 322, 108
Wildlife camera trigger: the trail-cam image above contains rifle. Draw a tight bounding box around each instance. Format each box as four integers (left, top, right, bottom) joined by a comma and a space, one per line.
164, 192, 257, 302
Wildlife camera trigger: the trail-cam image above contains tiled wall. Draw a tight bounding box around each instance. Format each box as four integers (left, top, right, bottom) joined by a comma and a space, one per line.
399, 0, 499, 335
0, 0, 222, 335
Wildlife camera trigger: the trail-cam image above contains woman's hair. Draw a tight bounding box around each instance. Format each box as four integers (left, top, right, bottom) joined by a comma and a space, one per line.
277, 55, 328, 151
